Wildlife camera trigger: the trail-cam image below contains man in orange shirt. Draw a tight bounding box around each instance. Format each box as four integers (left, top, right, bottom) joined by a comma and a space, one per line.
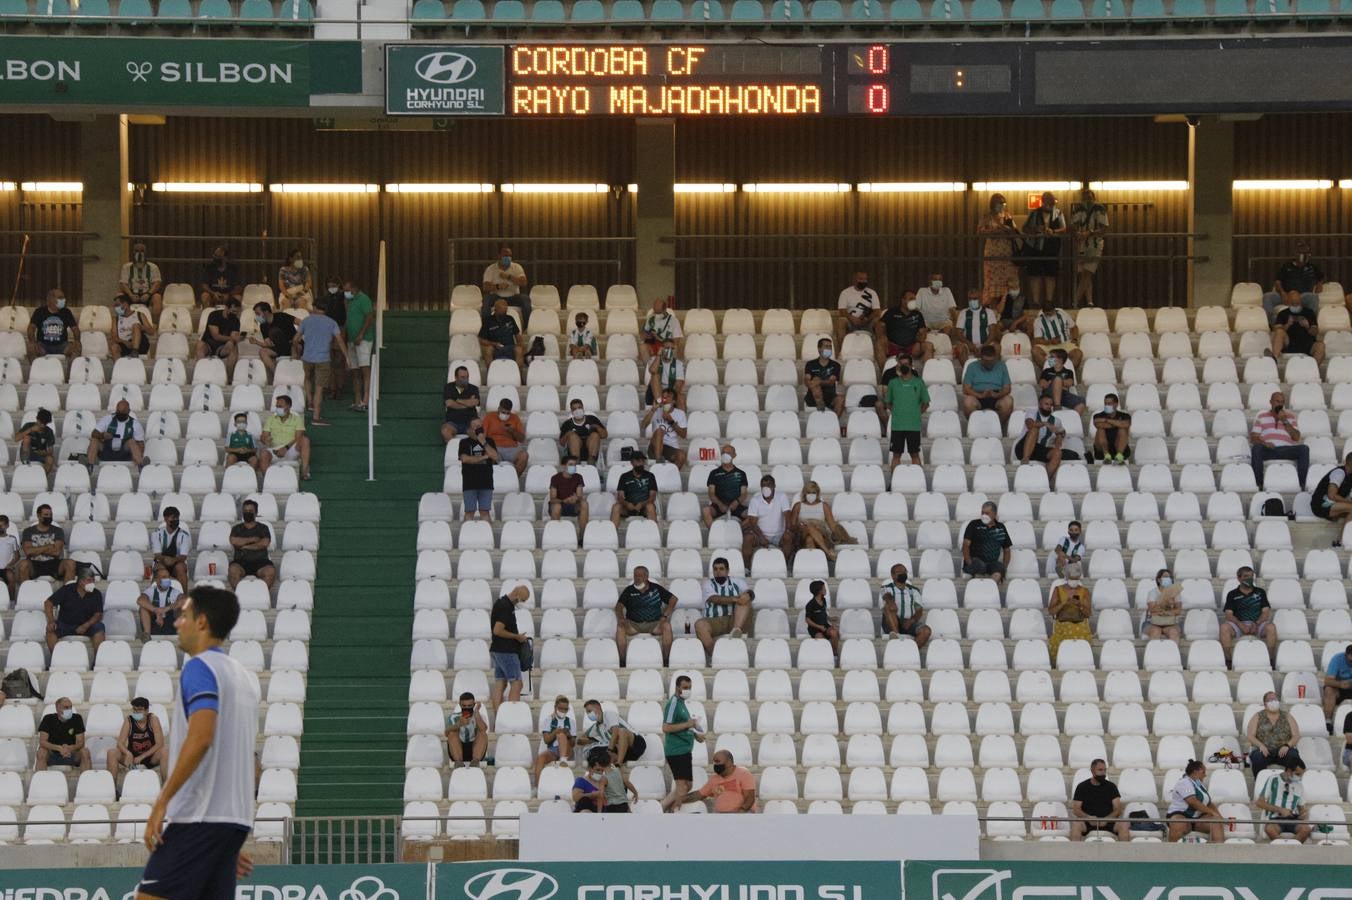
686, 749, 757, 813
483, 398, 529, 475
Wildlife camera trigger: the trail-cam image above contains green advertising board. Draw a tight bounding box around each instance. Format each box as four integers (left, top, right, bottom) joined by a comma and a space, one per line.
385, 45, 505, 116
903, 861, 1352, 900
439, 861, 904, 900
0, 37, 361, 107
0, 863, 426, 900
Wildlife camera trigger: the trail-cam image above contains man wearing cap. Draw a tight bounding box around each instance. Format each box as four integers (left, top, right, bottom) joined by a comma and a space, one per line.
106, 696, 165, 776
45, 563, 105, 652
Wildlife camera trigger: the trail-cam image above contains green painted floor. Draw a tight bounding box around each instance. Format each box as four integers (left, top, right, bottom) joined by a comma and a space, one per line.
295, 312, 449, 819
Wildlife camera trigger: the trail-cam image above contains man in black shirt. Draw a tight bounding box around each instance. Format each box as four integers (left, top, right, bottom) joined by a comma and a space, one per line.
228, 499, 276, 589
615, 565, 677, 667
1038, 348, 1085, 412
196, 298, 243, 367
703, 444, 750, 526
44, 564, 105, 653
489, 585, 530, 707
442, 365, 481, 442
19, 503, 75, 584
1264, 241, 1323, 322
559, 398, 607, 463
805, 337, 844, 416
1070, 758, 1128, 841
1221, 565, 1277, 666
458, 418, 498, 521
877, 291, 934, 368
1091, 393, 1132, 465
610, 453, 658, 526
26, 289, 80, 360
249, 301, 298, 375
16, 407, 56, 475
479, 297, 524, 367
36, 696, 90, 771
200, 245, 243, 307
962, 501, 1012, 582
1272, 290, 1325, 363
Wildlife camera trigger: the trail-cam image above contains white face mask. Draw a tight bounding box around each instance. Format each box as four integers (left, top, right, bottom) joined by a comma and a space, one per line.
907, 300, 920, 311
820, 348, 833, 359
1067, 579, 1080, 587
1009, 289, 1020, 297
498, 412, 510, 421
931, 280, 942, 291
720, 453, 732, 465
572, 410, 585, 421
762, 487, 774, 500
662, 402, 674, 413
805, 492, 818, 503
677, 689, 689, 700
1265, 700, 1280, 712
980, 514, 993, 526
566, 464, 577, 475
235, 421, 248, 431
59, 709, 73, 721
272, 407, 285, 417
1104, 404, 1117, 414
293, 258, 304, 269
585, 712, 598, 727
1159, 575, 1173, 587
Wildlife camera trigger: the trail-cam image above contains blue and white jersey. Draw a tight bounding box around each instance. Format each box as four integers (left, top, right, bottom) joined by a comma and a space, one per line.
167, 647, 259, 828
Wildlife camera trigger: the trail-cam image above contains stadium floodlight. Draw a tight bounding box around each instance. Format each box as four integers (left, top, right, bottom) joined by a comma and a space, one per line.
674, 184, 738, 194
1232, 179, 1332, 190
152, 182, 264, 193
1088, 181, 1190, 191
971, 181, 1083, 192
0, 182, 15, 191
20, 181, 83, 192
384, 183, 494, 193
1341, 180, 1352, 189
268, 183, 379, 194
742, 183, 852, 194
857, 182, 966, 193
501, 183, 609, 193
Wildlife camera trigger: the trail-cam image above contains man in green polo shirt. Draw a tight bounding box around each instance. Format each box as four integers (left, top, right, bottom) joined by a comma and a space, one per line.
885, 359, 930, 467
343, 280, 374, 412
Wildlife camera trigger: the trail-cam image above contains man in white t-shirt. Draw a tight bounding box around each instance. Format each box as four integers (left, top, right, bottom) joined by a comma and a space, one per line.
640, 296, 684, 368
642, 387, 688, 468
88, 400, 146, 467
836, 271, 880, 347
481, 244, 530, 324
741, 475, 792, 566
916, 272, 957, 334
119, 241, 163, 323
0, 513, 20, 600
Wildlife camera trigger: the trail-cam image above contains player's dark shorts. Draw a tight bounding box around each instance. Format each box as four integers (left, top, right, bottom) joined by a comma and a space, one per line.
890, 431, 921, 456
138, 822, 250, 900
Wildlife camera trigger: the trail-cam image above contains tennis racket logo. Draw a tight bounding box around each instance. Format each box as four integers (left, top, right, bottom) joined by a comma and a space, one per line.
932, 869, 1012, 900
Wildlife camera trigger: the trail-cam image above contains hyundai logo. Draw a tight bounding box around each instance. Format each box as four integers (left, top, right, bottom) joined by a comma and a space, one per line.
463, 869, 559, 900
415, 51, 478, 85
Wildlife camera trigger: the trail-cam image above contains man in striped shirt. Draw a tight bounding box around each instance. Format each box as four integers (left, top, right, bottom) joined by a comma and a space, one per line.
1029, 301, 1082, 371
1249, 391, 1309, 490
951, 288, 1001, 365
880, 564, 930, 647
1255, 758, 1312, 843
695, 557, 753, 660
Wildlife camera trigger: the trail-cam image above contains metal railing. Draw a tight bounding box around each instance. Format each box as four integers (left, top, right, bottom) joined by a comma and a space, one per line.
286, 816, 404, 865
662, 232, 1203, 311
446, 237, 635, 311
368, 240, 387, 481
1235, 233, 1351, 288
123, 234, 319, 295
0, 229, 99, 304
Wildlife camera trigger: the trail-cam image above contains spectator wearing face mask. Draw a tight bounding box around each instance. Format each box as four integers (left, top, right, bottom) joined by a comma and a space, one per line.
137, 562, 185, 637
742, 476, 792, 567
197, 297, 243, 367
481, 245, 530, 323
877, 290, 934, 370
1070, 758, 1128, 842
951, 289, 1001, 365
568, 312, 598, 360
119, 242, 164, 322
880, 564, 930, 647
916, 272, 956, 335
803, 579, 840, 661
277, 248, 313, 311
1250, 393, 1308, 491
200, 245, 242, 308
1143, 569, 1183, 641
151, 507, 191, 588
962, 502, 1011, 582
45, 563, 105, 653
615, 566, 677, 668
1070, 188, 1110, 308
295, 302, 346, 427
1222, 566, 1278, 666
1257, 758, 1312, 843
445, 692, 489, 767
261, 395, 312, 481
225, 413, 262, 472
639, 296, 683, 369
960, 345, 1014, 428
18, 503, 74, 585
1262, 242, 1323, 323
1091, 393, 1132, 464
458, 417, 498, 522
0, 514, 19, 600
1038, 348, 1086, 413
559, 400, 607, 465
686, 749, 757, 814
885, 357, 930, 468
578, 699, 645, 766
106, 696, 165, 776
88, 400, 146, 468
489, 586, 530, 708
610, 452, 657, 527
1053, 521, 1084, 579
109, 294, 152, 359
660, 674, 704, 812
249, 301, 299, 376
571, 759, 605, 813
16, 407, 56, 476
979, 193, 1021, 302
343, 280, 374, 412
480, 296, 524, 369
442, 365, 481, 443
484, 399, 529, 476
805, 338, 845, 416
1312, 452, 1352, 540
996, 278, 1032, 336
1271, 289, 1325, 363
1247, 691, 1304, 777
1166, 759, 1224, 843
549, 455, 588, 531
27, 289, 79, 360
1029, 300, 1081, 371
836, 270, 880, 348
1048, 562, 1092, 664
1022, 191, 1067, 308
703, 445, 749, 527
786, 479, 842, 559
36, 697, 91, 771
228, 499, 276, 589
645, 339, 686, 410
695, 556, 753, 659
590, 747, 638, 813
1017, 394, 1069, 488
643, 387, 687, 468
534, 695, 577, 785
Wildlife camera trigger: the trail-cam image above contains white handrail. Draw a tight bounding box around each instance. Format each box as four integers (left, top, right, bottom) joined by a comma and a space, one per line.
368, 240, 387, 481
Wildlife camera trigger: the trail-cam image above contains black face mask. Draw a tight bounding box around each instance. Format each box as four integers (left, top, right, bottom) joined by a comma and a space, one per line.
899, 366, 912, 377
855, 281, 868, 291
39, 515, 52, 526
242, 511, 256, 523
115, 412, 129, 422
714, 575, 727, 584
712, 763, 728, 776
1069, 532, 1081, 541
894, 573, 907, 585
460, 706, 474, 715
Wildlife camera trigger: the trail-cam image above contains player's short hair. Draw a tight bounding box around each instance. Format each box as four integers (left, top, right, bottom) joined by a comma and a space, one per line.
188, 585, 241, 640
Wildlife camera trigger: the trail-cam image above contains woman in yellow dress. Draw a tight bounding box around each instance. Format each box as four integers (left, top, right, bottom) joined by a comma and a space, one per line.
978, 193, 1021, 303
1048, 561, 1093, 664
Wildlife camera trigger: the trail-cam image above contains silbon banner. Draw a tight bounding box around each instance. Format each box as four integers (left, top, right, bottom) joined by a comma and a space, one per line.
903, 861, 1352, 900
0, 863, 425, 900
439, 861, 904, 900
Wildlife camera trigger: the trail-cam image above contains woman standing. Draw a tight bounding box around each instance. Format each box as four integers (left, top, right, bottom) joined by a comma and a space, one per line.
1048, 562, 1092, 664
978, 193, 1021, 303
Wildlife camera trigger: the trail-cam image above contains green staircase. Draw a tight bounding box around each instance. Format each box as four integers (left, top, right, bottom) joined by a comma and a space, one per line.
295, 311, 449, 821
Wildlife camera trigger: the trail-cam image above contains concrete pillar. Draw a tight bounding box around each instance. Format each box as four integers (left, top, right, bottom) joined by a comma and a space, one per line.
80, 114, 130, 306
633, 119, 676, 303
1188, 118, 1234, 309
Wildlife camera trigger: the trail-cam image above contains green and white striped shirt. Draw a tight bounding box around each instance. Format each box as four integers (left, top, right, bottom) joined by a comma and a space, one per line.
880, 583, 923, 619
703, 576, 745, 619
1035, 309, 1073, 342
1259, 775, 1302, 820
